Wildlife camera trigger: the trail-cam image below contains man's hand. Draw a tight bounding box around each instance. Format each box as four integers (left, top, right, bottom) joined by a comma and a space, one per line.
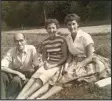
17, 72, 26, 81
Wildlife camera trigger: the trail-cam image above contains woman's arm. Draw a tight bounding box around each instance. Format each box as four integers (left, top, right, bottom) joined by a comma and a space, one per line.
79, 43, 93, 67
64, 52, 72, 70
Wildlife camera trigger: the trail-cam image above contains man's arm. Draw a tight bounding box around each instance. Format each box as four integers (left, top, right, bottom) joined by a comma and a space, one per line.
1, 66, 26, 80
1, 49, 26, 80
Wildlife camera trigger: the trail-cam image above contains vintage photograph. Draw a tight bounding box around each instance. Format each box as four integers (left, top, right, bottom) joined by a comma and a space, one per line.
1, 1, 111, 100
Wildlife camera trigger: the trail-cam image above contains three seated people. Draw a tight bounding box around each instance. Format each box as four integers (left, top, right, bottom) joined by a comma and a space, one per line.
1, 13, 111, 99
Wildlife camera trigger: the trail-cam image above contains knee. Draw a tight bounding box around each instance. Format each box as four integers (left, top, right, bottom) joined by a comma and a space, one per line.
1, 72, 9, 82
35, 78, 43, 86
12, 76, 21, 84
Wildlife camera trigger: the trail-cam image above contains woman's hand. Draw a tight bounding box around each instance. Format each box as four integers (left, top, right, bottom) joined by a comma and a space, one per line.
76, 62, 85, 73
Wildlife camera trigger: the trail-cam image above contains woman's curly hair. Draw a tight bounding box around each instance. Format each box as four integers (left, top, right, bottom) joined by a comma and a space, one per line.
45, 19, 60, 29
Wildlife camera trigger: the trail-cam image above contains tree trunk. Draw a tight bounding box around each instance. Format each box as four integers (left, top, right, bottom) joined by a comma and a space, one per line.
43, 4, 47, 22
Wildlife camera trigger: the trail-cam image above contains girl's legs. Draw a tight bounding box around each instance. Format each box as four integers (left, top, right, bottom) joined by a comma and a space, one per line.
37, 85, 63, 99
18, 78, 43, 99
16, 78, 35, 99
27, 83, 50, 99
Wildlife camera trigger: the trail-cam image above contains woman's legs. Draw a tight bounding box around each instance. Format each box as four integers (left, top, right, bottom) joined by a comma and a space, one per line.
37, 85, 63, 99
16, 78, 35, 99
18, 78, 43, 99
27, 83, 50, 99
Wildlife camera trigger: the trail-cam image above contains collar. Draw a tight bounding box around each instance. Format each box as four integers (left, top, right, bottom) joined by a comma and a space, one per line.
76, 29, 84, 38
67, 29, 83, 39
16, 45, 27, 54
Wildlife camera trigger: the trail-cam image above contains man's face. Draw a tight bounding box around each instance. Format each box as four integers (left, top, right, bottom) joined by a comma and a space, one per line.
14, 33, 26, 51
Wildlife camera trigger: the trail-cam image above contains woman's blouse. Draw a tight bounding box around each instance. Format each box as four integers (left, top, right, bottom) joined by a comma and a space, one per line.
65, 29, 95, 57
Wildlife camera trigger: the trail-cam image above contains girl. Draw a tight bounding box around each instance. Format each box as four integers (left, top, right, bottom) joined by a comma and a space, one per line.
32, 13, 111, 99
16, 19, 68, 99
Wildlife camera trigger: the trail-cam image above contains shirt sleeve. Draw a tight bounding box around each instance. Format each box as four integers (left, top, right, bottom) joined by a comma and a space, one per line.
83, 33, 94, 47
32, 46, 40, 67
1, 48, 13, 68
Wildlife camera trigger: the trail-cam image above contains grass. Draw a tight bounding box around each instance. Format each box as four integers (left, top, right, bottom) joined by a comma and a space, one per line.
1, 32, 111, 99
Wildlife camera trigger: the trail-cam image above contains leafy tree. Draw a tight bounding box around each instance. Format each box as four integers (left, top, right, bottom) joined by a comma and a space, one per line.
1, 1, 111, 29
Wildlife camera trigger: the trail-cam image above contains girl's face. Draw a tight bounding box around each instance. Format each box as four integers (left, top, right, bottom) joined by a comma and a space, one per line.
67, 20, 79, 34
46, 23, 58, 37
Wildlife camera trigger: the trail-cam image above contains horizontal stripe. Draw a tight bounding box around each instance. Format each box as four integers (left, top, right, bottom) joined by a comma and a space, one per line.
49, 54, 63, 58
46, 45, 61, 50
46, 48, 61, 52
50, 52, 62, 55
47, 60, 59, 64
45, 43, 61, 48
43, 38, 64, 45
49, 58, 60, 62
43, 41, 63, 47
49, 57, 61, 60
43, 37, 64, 43
49, 56, 62, 60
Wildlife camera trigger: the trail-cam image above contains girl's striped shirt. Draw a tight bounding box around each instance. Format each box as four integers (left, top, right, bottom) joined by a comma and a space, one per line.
43, 36, 65, 63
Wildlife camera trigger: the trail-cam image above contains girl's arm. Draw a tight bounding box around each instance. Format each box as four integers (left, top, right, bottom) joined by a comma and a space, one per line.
50, 40, 68, 68
42, 46, 47, 62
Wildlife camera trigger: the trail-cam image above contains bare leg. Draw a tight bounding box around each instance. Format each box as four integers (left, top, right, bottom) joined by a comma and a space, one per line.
19, 78, 43, 99
37, 85, 63, 99
27, 83, 50, 99
16, 78, 35, 99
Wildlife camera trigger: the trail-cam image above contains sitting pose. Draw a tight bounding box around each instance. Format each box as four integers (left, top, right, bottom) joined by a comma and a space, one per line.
29, 13, 111, 99
1, 33, 39, 99
59, 13, 111, 83
16, 19, 68, 99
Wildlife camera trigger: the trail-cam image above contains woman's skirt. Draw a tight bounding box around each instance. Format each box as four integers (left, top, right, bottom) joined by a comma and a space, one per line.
57, 54, 111, 84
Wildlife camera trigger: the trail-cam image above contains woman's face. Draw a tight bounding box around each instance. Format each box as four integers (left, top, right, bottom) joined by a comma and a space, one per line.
67, 20, 79, 34
46, 23, 58, 37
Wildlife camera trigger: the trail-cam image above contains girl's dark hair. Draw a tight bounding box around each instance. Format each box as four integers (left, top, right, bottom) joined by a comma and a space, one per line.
45, 19, 60, 29
64, 13, 80, 25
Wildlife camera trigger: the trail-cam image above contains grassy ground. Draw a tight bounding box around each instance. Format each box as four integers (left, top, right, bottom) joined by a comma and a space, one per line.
1, 31, 111, 99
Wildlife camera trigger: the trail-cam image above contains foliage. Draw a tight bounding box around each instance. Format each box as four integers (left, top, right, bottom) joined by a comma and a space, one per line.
1, 1, 111, 29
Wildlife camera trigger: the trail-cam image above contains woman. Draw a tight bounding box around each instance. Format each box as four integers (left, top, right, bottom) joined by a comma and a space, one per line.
59, 13, 111, 84
16, 19, 68, 99
31, 13, 111, 99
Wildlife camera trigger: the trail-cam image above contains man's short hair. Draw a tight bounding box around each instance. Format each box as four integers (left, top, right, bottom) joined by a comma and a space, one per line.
14, 33, 26, 41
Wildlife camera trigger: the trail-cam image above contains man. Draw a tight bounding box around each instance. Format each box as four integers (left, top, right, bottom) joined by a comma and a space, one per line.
1, 33, 39, 99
